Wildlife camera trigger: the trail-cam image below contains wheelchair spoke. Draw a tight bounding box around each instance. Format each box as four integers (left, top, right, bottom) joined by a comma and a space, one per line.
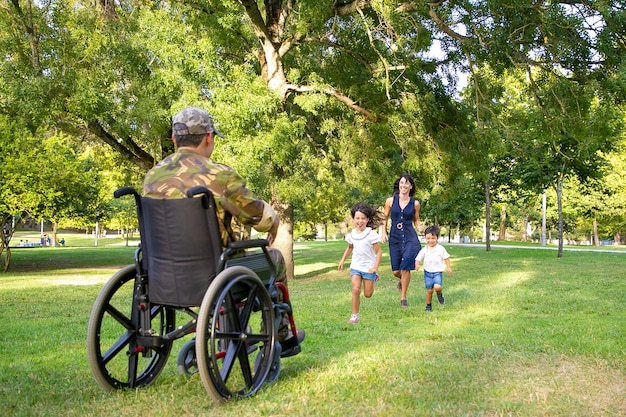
103, 302, 134, 330
101, 331, 134, 366
237, 285, 259, 328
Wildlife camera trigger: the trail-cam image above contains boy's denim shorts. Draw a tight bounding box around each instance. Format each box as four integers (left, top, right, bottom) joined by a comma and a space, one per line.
350, 269, 378, 281
423, 270, 443, 289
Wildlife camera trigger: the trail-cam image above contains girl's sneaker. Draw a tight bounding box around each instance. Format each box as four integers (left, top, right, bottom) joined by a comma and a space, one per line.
348, 314, 360, 324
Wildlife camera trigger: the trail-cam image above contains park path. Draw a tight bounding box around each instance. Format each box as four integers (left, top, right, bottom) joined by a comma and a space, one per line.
455, 242, 626, 254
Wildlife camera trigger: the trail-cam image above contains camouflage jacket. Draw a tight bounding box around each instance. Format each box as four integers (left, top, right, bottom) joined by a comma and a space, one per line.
142, 149, 276, 247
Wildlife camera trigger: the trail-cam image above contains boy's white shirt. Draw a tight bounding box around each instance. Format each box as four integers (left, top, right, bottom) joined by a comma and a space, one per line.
345, 227, 380, 271
416, 243, 450, 273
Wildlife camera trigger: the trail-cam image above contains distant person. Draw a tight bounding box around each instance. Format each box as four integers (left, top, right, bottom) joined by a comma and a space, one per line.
338, 203, 383, 324
415, 225, 453, 311
380, 174, 422, 308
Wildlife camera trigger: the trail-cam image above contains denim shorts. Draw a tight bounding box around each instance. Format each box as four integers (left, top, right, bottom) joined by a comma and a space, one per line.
423, 271, 443, 289
350, 269, 378, 281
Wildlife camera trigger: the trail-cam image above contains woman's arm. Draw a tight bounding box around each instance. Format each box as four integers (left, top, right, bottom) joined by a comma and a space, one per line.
413, 200, 421, 232
379, 197, 392, 244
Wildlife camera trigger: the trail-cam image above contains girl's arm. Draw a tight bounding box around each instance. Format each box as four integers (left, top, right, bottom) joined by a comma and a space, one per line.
338, 245, 353, 271
368, 242, 382, 274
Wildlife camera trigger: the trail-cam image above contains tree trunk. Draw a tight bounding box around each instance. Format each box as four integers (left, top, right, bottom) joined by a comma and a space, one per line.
273, 200, 295, 281
498, 205, 506, 241
484, 180, 491, 251
541, 191, 547, 246
52, 221, 58, 247
557, 177, 564, 257
593, 217, 600, 247
523, 215, 529, 242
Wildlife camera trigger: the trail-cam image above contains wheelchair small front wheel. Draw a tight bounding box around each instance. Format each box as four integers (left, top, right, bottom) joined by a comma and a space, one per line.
177, 339, 198, 375
196, 266, 276, 401
87, 265, 175, 391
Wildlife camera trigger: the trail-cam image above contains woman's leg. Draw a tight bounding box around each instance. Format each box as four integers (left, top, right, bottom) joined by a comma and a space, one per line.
400, 269, 411, 300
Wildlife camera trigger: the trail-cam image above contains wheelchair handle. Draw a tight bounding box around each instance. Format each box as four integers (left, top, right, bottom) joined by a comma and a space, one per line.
114, 186, 139, 199
186, 186, 211, 198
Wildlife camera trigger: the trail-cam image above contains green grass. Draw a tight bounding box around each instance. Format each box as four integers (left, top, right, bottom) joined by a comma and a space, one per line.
1, 240, 625, 416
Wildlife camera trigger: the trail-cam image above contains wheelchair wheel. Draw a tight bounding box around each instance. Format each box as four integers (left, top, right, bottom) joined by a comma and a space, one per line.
196, 266, 276, 401
177, 339, 198, 375
87, 265, 175, 390
260, 341, 282, 384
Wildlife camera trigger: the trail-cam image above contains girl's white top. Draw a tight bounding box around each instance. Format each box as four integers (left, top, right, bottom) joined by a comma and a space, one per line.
415, 244, 450, 273
345, 227, 380, 271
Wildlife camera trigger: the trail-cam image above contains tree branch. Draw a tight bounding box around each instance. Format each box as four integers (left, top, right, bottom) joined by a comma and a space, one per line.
87, 120, 154, 171
285, 84, 376, 120
333, 0, 372, 16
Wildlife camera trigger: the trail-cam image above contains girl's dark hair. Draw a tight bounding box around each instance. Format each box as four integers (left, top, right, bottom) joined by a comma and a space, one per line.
351, 202, 383, 228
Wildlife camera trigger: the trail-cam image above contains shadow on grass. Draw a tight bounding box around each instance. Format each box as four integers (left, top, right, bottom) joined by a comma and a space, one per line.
6, 246, 137, 273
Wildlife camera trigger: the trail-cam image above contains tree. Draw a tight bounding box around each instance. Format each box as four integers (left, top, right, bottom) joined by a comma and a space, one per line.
2, 0, 625, 270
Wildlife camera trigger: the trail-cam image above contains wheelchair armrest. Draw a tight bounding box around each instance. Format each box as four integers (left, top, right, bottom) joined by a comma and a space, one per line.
228, 239, 269, 250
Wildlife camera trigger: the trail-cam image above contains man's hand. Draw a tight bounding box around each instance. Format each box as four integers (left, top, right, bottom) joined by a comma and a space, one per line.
267, 216, 279, 246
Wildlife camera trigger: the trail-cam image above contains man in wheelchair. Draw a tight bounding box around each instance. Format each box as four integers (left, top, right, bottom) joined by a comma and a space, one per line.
143, 106, 304, 346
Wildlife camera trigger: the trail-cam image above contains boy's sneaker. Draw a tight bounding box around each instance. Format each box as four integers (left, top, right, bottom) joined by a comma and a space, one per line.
437, 292, 445, 304
425, 304, 432, 311
375, 273, 379, 282
348, 314, 360, 324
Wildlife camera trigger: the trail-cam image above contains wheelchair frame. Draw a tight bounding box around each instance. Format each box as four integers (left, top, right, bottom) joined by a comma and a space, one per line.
86, 186, 302, 401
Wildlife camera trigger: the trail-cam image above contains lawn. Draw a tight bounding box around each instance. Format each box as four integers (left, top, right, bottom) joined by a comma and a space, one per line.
0, 239, 624, 416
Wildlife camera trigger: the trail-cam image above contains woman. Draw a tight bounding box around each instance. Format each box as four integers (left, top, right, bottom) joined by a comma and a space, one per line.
380, 174, 422, 307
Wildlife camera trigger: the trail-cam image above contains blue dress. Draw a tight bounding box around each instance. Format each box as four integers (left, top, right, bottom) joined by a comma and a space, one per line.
388, 194, 421, 271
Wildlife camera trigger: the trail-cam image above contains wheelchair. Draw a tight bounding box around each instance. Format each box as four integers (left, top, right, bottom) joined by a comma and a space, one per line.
87, 186, 303, 401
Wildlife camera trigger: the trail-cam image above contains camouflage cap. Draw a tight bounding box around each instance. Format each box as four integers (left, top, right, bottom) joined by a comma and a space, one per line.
172, 107, 224, 137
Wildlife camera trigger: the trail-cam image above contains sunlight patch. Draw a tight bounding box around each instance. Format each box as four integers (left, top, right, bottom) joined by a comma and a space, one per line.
44, 275, 111, 286
295, 262, 335, 275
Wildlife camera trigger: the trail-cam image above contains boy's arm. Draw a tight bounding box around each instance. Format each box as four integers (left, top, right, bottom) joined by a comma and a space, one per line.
444, 257, 452, 274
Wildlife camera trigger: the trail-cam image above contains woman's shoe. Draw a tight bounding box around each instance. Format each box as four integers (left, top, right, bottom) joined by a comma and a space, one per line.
400, 299, 408, 308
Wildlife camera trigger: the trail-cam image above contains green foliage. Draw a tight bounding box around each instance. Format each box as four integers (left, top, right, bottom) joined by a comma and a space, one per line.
1, 0, 626, 252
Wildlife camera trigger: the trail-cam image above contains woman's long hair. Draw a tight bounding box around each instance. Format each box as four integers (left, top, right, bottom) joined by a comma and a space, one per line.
394, 173, 416, 197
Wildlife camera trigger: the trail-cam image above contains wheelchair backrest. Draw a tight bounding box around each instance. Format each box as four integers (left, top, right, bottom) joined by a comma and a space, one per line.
139, 189, 222, 307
